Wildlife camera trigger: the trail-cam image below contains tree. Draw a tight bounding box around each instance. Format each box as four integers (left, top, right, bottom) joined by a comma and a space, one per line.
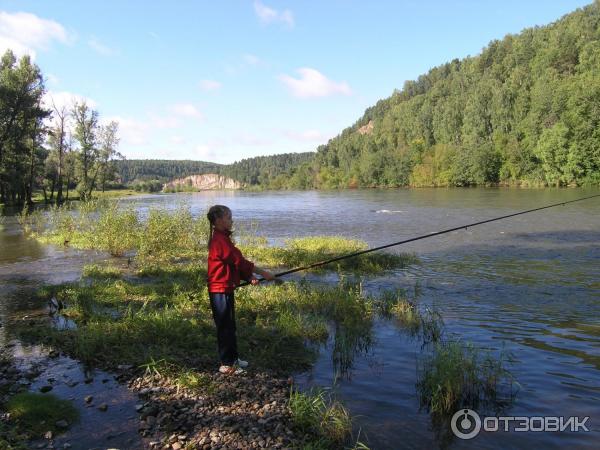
97, 121, 121, 192
47, 101, 69, 203
71, 101, 99, 200
0, 50, 48, 205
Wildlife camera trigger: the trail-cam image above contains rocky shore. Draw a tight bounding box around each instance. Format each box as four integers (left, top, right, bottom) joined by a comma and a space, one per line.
1, 348, 313, 449
129, 370, 302, 449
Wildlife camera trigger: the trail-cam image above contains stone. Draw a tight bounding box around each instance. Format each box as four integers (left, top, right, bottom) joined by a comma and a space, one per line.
55, 420, 69, 428
84, 395, 93, 404
40, 385, 53, 393
44, 431, 53, 439
98, 403, 108, 412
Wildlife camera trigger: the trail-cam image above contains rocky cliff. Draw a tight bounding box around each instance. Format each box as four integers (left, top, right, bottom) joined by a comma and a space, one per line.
162, 173, 243, 191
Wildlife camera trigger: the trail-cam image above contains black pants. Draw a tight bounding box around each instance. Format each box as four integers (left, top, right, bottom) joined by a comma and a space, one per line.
209, 292, 238, 366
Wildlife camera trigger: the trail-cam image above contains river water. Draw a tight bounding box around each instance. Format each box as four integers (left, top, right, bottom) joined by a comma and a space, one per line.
1, 188, 599, 449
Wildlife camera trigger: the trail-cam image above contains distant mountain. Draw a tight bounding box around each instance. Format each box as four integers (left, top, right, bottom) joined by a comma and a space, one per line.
116, 159, 222, 184
116, 152, 315, 190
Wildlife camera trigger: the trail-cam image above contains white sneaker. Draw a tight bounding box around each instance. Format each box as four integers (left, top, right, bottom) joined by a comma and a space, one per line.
235, 358, 249, 368
219, 365, 244, 375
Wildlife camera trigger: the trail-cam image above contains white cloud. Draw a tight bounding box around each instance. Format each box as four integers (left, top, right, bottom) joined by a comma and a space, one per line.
168, 103, 204, 120
284, 129, 332, 143
199, 79, 222, 91
278, 68, 352, 98
106, 116, 149, 146
195, 144, 217, 159
88, 37, 115, 56
0, 11, 70, 59
46, 73, 60, 85
43, 90, 97, 112
253, 1, 294, 28
150, 114, 180, 129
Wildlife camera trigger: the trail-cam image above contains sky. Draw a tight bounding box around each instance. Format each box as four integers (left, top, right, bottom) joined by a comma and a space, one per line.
0, 0, 593, 164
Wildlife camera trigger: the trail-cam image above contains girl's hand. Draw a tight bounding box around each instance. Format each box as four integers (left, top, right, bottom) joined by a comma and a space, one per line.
261, 270, 276, 281
250, 276, 260, 285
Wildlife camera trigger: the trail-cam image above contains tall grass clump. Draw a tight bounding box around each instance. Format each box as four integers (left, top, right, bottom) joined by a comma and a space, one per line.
417, 340, 517, 415
36, 199, 140, 256
289, 388, 353, 448
137, 206, 208, 265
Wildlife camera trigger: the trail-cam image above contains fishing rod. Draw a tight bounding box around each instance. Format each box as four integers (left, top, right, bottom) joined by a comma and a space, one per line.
239, 193, 600, 287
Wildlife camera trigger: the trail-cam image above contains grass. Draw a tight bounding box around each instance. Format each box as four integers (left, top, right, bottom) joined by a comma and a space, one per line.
82, 263, 123, 279
24, 200, 417, 274
416, 340, 517, 415
16, 273, 383, 378
374, 289, 443, 341
289, 388, 354, 448
240, 236, 418, 275
5, 393, 79, 438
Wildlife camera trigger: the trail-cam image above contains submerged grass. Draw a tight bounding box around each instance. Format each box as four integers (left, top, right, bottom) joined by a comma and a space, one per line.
417, 340, 517, 415
5, 393, 79, 438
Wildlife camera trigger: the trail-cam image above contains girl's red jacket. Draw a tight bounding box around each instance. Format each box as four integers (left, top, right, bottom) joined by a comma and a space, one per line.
207, 229, 254, 293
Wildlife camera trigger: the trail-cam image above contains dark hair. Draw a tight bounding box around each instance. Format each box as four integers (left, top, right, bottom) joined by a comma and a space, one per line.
207, 205, 231, 244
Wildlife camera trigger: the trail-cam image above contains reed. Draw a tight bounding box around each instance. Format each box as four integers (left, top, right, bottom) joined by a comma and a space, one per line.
417, 340, 516, 415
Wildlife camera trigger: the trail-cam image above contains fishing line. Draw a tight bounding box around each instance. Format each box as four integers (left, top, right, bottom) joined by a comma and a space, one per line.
239, 193, 600, 287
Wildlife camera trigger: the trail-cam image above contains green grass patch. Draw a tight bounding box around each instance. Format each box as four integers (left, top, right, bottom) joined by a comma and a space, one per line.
5, 393, 79, 438
15, 269, 386, 380
289, 388, 353, 448
82, 263, 123, 279
416, 340, 517, 415
240, 236, 417, 275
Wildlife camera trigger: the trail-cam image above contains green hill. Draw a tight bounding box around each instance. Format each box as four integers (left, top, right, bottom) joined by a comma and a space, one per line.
309, 1, 600, 188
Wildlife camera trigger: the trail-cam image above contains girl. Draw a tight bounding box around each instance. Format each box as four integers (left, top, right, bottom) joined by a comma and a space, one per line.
206, 205, 275, 375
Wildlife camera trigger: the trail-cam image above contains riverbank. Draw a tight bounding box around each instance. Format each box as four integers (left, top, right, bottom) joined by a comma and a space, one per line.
3, 200, 418, 448
3, 190, 597, 449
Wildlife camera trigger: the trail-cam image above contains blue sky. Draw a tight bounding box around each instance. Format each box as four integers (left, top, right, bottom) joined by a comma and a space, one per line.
0, 0, 592, 164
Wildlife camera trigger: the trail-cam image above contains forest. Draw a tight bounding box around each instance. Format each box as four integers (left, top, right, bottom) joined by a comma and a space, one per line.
0, 50, 121, 206
303, 2, 600, 189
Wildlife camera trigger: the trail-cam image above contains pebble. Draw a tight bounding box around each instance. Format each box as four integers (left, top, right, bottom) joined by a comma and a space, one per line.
55, 420, 69, 428
98, 403, 108, 412
84, 395, 93, 403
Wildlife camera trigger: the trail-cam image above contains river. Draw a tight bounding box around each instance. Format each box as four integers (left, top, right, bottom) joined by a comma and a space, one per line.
1, 187, 599, 449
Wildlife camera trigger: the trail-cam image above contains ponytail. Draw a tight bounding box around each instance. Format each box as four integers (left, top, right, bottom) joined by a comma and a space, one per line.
207, 205, 231, 246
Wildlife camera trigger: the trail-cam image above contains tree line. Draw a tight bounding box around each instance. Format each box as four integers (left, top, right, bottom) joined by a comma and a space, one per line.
0, 50, 121, 206
116, 159, 222, 191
